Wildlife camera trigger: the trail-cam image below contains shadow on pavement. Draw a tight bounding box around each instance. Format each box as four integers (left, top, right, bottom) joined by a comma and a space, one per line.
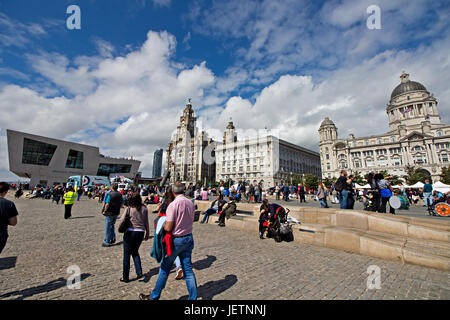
0, 273, 91, 300
0, 256, 17, 271
193, 255, 217, 271
140, 266, 160, 283
139, 255, 217, 283
70, 216, 96, 219
179, 274, 238, 300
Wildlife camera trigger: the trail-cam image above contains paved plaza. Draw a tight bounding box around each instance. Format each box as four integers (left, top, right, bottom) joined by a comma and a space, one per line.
0, 195, 449, 300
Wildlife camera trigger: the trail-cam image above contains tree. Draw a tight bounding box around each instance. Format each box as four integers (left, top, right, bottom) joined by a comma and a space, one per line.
351, 171, 366, 185
304, 174, 318, 190
322, 177, 335, 188
440, 165, 450, 184
291, 174, 302, 186
403, 165, 431, 185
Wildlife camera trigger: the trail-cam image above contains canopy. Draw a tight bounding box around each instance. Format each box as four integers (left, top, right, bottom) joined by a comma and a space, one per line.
433, 181, 450, 193
409, 182, 424, 189
355, 183, 371, 189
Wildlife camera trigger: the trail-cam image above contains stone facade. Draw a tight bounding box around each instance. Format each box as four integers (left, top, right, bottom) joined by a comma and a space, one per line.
216, 120, 321, 188
165, 101, 216, 184
318, 72, 450, 181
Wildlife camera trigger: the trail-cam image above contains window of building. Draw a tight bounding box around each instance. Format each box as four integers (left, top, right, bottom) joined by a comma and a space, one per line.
436, 131, 443, 137
97, 163, 132, 176
377, 138, 382, 144
440, 153, 448, 163
365, 140, 369, 146
22, 138, 57, 166
391, 136, 396, 142
65, 149, 84, 169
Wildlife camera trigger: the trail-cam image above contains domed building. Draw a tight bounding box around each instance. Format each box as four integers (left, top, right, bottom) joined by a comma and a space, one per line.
318, 72, 449, 182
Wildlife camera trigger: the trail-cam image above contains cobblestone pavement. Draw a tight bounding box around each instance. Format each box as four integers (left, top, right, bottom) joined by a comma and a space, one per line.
0, 195, 448, 300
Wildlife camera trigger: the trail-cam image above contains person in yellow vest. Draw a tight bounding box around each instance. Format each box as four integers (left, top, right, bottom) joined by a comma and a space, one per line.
63, 186, 77, 219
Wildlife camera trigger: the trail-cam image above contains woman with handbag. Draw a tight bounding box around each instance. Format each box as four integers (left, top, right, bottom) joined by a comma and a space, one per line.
118, 192, 150, 283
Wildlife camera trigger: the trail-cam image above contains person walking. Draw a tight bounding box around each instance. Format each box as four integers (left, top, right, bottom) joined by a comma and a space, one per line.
367, 172, 381, 212
157, 187, 184, 280
0, 182, 19, 254
102, 184, 123, 247
139, 181, 198, 300
317, 181, 329, 208
63, 186, 77, 219
119, 192, 150, 283
334, 170, 349, 209
76, 186, 83, 201
298, 183, 306, 203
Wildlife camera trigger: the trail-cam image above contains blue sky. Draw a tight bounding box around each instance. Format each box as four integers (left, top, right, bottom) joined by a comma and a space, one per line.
0, 0, 449, 180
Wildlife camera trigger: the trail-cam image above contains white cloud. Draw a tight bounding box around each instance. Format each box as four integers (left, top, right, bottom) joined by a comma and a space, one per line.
0, 30, 215, 180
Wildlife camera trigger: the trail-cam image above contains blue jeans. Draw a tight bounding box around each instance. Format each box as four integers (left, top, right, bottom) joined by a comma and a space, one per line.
77, 194, 81, 201
423, 192, 432, 206
123, 231, 144, 280
104, 215, 118, 245
151, 234, 197, 300
339, 190, 349, 209
201, 208, 216, 223
319, 198, 328, 208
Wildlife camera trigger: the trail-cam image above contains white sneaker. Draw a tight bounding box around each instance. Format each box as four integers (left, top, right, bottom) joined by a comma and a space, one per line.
175, 268, 183, 280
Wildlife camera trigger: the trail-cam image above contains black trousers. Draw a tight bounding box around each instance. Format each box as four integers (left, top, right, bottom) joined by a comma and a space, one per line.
380, 197, 395, 214
299, 193, 306, 202
371, 192, 381, 212
64, 204, 73, 219
0, 234, 8, 254
218, 211, 226, 225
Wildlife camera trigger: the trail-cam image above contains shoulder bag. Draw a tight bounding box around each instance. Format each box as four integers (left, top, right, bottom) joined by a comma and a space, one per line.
118, 207, 131, 233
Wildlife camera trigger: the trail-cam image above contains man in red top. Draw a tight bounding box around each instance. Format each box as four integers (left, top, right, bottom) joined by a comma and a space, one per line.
140, 181, 197, 300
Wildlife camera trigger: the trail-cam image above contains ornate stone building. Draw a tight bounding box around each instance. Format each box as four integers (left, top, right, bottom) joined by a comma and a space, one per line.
165, 101, 216, 184
319, 72, 450, 182
216, 120, 321, 187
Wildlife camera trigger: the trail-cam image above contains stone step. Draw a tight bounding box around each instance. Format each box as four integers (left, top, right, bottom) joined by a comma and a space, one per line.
204, 213, 450, 271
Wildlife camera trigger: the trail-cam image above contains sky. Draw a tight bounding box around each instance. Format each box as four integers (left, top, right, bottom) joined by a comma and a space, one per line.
0, 0, 449, 181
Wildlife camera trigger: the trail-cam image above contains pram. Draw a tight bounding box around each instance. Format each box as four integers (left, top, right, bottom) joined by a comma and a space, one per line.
265, 204, 295, 242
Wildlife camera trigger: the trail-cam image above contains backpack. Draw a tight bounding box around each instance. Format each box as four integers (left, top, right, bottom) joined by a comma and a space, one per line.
334, 177, 345, 192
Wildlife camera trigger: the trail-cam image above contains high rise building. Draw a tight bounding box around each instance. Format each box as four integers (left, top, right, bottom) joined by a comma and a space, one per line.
152, 148, 163, 178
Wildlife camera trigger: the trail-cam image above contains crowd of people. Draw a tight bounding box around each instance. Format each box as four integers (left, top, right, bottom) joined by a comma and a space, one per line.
2, 175, 448, 301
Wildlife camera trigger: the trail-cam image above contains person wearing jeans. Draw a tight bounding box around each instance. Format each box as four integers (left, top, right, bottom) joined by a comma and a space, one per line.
339, 189, 349, 209
149, 234, 197, 300
102, 184, 123, 247
140, 182, 197, 300
200, 195, 225, 224
119, 193, 150, 282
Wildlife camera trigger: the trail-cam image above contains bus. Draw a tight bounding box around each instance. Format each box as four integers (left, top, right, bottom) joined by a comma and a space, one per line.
67, 175, 111, 189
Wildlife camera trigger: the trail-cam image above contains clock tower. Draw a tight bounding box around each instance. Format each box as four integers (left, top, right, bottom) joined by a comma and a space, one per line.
165, 99, 216, 184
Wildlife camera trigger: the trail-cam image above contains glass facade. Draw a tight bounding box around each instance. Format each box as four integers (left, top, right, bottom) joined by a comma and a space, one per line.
97, 163, 132, 176
66, 149, 84, 169
22, 138, 57, 166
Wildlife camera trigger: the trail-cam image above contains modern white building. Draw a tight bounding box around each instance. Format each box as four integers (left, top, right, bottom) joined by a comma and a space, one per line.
215, 120, 321, 187
165, 101, 216, 184
318, 72, 450, 181
6, 129, 141, 187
